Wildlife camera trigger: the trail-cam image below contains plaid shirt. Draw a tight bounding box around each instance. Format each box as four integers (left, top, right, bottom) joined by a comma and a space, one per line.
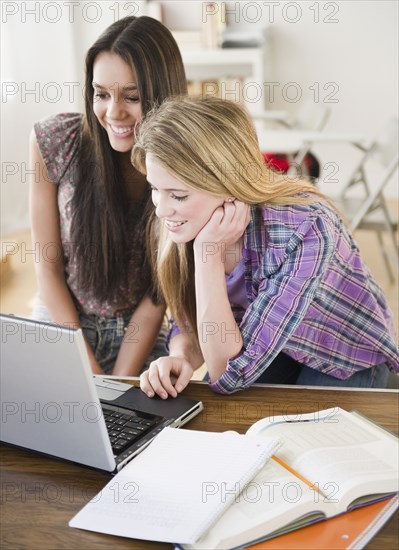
201, 203, 398, 394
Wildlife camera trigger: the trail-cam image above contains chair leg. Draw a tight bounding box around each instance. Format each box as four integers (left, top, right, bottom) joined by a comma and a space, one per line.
286, 153, 310, 179
286, 154, 299, 177
376, 231, 395, 283
381, 203, 399, 263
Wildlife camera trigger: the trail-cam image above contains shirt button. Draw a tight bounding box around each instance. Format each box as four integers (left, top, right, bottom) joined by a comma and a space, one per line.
248, 350, 256, 357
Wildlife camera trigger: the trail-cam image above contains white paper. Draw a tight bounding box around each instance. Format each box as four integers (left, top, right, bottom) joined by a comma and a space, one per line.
69, 427, 279, 544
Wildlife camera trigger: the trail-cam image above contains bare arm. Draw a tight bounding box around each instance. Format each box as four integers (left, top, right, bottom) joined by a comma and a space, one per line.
29, 129, 104, 374
168, 331, 204, 369
141, 201, 249, 396
193, 247, 242, 383
113, 296, 166, 376
193, 201, 250, 382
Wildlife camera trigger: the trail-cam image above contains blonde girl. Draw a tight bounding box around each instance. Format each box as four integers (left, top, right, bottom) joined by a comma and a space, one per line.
132, 96, 398, 396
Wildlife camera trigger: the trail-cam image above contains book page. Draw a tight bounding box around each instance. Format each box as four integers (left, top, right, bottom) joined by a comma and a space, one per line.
183, 458, 331, 550
69, 427, 279, 544
248, 408, 399, 511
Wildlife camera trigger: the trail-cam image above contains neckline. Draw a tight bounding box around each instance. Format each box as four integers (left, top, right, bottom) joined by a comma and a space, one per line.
225, 256, 245, 279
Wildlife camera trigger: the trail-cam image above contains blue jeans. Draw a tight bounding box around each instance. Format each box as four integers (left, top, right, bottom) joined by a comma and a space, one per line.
254, 352, 389, 388
31, 306, 167, 374
296, 363, 389, 388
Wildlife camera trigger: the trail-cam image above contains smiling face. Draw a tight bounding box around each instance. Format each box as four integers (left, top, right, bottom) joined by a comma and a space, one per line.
92, 52, 142, 153
146, 156, 225, 244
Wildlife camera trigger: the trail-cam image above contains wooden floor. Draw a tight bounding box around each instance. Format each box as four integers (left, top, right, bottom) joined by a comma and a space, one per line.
1, 227, 398, 340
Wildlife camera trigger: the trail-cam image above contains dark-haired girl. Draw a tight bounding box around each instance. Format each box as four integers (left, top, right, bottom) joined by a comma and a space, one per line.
29, 16, 187, 375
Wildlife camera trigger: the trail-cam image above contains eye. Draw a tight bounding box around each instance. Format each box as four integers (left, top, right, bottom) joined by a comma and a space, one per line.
93, 91, 107, 100
171, 193, 188, 202
126, 96, 140, 103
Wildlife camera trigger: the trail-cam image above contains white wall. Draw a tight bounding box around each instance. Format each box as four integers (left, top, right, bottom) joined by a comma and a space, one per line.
1, 1, 149, 235
268, 0, 398, 197
1, 11, 78, 235
1, 0, 398, 235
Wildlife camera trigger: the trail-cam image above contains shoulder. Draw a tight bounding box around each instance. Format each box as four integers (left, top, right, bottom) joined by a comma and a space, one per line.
33, 113, 84, 184
246, 201, 338, 252
34, 112, 83, 142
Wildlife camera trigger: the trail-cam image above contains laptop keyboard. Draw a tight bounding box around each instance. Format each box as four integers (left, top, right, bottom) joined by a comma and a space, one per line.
102, 406, 161, 455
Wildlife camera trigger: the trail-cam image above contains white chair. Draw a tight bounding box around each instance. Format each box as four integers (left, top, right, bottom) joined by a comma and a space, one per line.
253, 98, 331, 176
332, 117, 399, 281
253, 97, 330, 131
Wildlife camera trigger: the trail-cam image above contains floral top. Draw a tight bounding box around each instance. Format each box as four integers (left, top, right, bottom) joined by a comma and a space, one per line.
34, 112, 151, 317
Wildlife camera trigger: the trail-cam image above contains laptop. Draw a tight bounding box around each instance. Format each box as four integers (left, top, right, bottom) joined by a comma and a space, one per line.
0, 314, 203, 473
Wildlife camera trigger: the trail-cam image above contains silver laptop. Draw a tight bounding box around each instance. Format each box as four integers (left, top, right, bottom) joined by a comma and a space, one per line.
0, 314, 203, 473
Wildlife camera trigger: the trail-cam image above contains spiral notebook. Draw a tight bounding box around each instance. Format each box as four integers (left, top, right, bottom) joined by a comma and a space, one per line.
69, 427, 279, 544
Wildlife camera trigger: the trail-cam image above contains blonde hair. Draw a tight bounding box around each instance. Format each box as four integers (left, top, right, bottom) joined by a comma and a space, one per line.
132, 96, 329, 343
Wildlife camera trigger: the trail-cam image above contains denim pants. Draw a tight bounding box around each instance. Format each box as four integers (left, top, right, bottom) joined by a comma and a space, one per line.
31, 305, 167, 374
254, 352, 389, 388
296, 362, 389, 388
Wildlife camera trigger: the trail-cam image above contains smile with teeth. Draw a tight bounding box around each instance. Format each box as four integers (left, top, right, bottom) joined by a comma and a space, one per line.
109, 124, 134, 136
165, 220, 187, 228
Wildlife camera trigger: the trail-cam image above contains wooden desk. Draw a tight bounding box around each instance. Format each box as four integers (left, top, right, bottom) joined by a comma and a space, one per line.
1, 382, 398, 549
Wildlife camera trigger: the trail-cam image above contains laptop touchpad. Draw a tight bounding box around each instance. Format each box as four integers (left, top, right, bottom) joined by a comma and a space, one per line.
93, 378, 133, 402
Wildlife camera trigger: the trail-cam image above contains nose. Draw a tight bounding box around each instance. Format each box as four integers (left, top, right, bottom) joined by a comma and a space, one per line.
154, 196, 175, 219
106, 96, 125, 120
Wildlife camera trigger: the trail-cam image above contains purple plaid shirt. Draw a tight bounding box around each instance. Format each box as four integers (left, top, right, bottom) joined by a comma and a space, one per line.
170, 203, 399, 394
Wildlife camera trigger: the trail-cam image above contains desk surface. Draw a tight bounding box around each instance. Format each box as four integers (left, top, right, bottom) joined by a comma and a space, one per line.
1, 382, 398, 549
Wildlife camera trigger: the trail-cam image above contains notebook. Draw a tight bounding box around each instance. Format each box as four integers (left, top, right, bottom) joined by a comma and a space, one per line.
69, 427, 280, 544
0, 313, 203, 473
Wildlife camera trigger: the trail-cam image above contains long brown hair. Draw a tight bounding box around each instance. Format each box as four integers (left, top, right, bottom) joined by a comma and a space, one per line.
132, 96, 331, 342
71, 16, 187, 301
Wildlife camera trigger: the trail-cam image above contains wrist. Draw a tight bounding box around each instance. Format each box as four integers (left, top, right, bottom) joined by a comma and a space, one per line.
194, 242, 225, 271
169, 344, 202, 370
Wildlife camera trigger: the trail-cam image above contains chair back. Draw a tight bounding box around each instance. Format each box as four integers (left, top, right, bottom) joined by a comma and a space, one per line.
332, 117, 398, 280
368, 117, 399, 169
294, 99, 331, 131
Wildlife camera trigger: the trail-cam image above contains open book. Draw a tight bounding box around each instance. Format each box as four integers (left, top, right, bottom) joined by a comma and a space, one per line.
181, 407, 399, 550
